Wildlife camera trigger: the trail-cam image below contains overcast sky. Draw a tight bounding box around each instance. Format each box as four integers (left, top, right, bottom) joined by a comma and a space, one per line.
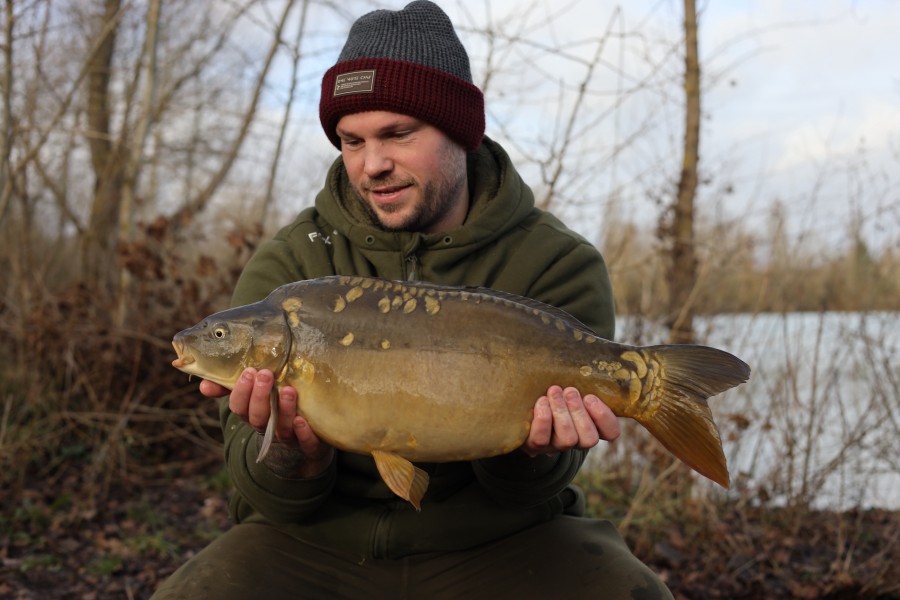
271, 0, 899, 253
699, 0, 900, 250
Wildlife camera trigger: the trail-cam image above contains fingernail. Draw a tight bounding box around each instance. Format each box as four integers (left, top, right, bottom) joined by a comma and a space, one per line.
256, 371, 272, 384
241, 369, 255, 382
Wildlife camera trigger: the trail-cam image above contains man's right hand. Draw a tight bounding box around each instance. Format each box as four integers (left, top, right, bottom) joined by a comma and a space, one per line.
201, 368, 334, 478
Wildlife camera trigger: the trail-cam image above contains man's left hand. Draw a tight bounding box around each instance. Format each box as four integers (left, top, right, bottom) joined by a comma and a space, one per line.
521, 386, 621, 456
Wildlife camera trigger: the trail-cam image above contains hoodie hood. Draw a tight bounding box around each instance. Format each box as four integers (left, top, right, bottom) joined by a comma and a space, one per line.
314, 136, 535, 267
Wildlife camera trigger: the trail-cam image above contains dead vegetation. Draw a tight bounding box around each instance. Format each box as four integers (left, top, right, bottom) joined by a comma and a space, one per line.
1, 220, 898, 599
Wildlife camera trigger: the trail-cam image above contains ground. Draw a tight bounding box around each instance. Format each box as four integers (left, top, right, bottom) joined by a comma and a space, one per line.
3, 468, 898, 599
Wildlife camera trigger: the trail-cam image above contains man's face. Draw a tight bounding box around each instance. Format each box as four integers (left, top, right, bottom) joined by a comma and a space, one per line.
335, 111, 468, 234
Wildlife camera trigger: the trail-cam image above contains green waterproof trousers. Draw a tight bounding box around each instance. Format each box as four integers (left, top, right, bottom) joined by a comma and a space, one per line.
151, 516, 673, 600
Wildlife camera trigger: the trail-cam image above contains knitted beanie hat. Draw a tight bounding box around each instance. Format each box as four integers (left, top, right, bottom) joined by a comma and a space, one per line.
320, 0, 485, 151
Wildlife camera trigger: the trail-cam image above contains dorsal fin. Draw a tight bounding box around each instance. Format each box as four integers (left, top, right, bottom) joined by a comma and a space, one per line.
282, 275, 599, 338
462, 285, 598, 337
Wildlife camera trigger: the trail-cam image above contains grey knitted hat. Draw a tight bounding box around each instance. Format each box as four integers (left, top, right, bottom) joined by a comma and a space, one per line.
320, 1, 485, 150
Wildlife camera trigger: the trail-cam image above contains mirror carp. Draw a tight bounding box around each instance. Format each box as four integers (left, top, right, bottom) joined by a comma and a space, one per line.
172, 275, 750, 509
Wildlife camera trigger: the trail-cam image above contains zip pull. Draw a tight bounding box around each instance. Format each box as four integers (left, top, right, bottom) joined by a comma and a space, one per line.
405, 254, 418, 281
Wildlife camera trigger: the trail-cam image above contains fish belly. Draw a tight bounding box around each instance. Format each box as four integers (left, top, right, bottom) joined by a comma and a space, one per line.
292, 347, 555, 462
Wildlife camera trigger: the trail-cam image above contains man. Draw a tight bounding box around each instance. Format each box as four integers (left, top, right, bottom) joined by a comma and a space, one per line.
153, 2, 673, 598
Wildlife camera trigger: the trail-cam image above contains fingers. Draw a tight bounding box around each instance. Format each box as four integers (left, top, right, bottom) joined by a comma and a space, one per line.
293, 416, 325, 458
292, 416, 335, 478
275, 386, 299, 441
199, 379, 230, 398
523, 396, 553, 455
524, 386, 620, 455
247, 370, 276, 430
554, 387, 600, 450
228, 367, 257, 420
223, 368, 332, 477
584, 393, 621, 442
229, 368, 299, 443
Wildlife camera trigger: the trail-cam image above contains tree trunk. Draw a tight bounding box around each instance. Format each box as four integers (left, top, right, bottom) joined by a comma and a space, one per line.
114, 0, 161, 325
0, 0, 13, 225
81, 0, 123, 291
665, 0, 700, 344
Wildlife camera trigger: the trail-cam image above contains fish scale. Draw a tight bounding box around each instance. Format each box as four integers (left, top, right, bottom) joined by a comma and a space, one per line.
172, 275, 751, 510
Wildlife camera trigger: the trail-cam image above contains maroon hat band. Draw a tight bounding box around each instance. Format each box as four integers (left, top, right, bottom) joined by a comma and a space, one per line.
320, 57, 485, 151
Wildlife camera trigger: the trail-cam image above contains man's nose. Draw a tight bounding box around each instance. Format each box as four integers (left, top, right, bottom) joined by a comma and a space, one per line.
364, 143, 393, 178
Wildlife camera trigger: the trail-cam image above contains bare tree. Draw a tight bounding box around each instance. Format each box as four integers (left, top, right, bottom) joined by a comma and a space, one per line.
169, 0, 299, 227
661, 0, 700, 344
0, 0, 13, 224
260, 0, 310, 228
81, 0, 124, 290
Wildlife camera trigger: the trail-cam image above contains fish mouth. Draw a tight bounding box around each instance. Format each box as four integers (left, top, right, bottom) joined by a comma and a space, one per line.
171, 340, 194, 369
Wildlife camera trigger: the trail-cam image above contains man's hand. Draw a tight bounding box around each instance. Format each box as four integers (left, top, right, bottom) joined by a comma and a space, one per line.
521, 386, 621, 457
201, 368, 334, 478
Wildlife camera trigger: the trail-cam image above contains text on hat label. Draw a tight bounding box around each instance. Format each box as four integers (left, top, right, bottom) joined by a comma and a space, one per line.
334, 70, 376, 96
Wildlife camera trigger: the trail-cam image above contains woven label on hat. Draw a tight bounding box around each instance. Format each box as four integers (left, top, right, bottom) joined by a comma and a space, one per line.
334, 70, 376, 96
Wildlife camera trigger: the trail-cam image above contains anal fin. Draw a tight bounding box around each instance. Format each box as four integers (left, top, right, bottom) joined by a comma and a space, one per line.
372, 450, 429, 510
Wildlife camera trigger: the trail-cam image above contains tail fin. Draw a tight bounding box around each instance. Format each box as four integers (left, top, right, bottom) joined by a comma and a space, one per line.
635, 345, 750, 488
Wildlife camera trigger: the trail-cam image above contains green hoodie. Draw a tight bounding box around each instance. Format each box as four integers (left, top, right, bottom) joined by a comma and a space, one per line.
220, 137, 615, 561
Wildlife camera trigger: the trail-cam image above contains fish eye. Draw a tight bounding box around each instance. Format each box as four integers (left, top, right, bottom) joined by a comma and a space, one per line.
212, 324, 229, 339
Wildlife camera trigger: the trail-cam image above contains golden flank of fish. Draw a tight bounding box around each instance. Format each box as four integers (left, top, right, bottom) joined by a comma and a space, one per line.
172, 276, 750, 509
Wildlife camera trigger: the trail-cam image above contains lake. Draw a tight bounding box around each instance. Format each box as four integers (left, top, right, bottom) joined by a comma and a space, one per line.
596, 311, 900, 510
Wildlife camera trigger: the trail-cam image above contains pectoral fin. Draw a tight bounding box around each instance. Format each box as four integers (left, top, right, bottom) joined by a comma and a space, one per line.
372, 450, 429, 510
256, 388, 279, 463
